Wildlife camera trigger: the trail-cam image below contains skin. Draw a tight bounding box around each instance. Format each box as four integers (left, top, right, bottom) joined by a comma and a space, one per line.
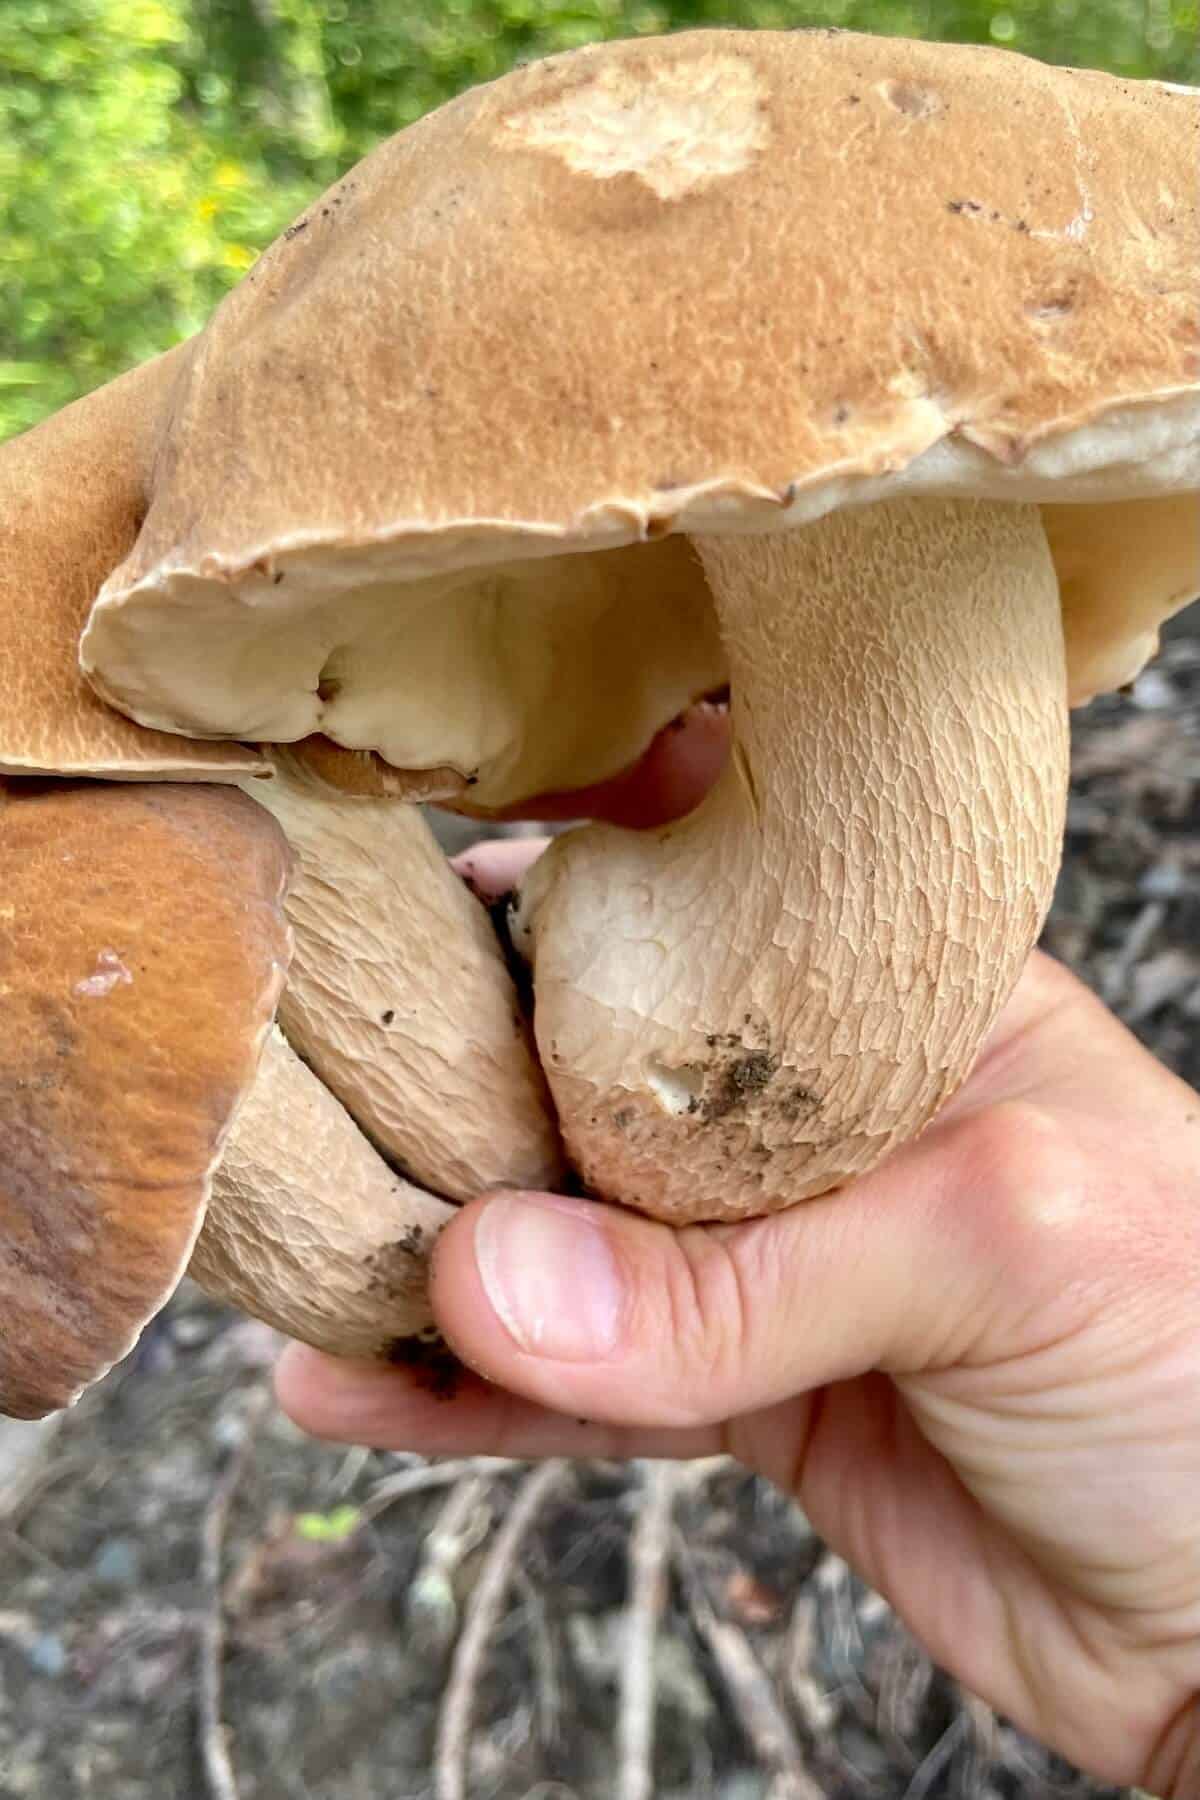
277, 725, 1200, 1794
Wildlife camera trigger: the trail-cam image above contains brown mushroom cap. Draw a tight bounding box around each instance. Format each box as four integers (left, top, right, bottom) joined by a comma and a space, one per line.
80, 28, 1197, 787
0, 782, 290, 1418
0, 350, 266, 782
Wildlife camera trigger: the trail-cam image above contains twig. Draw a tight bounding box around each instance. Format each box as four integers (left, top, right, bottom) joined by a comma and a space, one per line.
359, 1455, 520, 1522
617, 1461, 679, 1800
408, 1473, 495, 1655
198, 1385, 271, 1800
876, 1629, 931, 1765
434, 1461, 568, 1800
513, 1564, 565, 1750
673, 1531, 822, 1800
900, 1715, 965, 1799
960, 1689, 1000, 1789
325, 1443, 370, 1501
813, 1549, 876, 1722
1102, 898, 1167, 1003
781, 1592, 836, 1741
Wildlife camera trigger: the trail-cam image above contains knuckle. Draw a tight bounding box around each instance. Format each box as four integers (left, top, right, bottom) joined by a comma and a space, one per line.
951, 1098, 1091, 1263
650, 1225, 763, 1422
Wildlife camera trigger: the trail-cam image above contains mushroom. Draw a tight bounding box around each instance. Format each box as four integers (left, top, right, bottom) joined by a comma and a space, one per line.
247, 751, 562, 1199
3, 32, 1198, 1407
0, 781, 290, 1418
0, 357, 558, 1412
188, 1026, 455, 1364
72, 30, 1197, 1226
0, 776, 461, 1418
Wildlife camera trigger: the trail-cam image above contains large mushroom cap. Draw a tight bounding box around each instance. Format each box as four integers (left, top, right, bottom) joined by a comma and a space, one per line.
80, 26, 1198, 791
0, 783, 290, 1418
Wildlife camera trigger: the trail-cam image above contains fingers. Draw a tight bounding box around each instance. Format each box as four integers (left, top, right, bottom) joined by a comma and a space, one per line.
460, 700, 730, 830
425, 1102, 1084, 1430
280, 951, 1191, 1454
453, 836, 549, 903
274, 1339, 724, 1460
426, 953, 1184, 1431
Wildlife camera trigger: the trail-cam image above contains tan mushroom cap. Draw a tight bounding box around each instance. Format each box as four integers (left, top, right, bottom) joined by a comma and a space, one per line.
0, 350, 267, 782
0, 782, 290, 1419
80, 27, 1198, 788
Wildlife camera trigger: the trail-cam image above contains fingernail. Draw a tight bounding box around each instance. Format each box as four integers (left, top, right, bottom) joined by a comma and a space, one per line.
475, 1192, 624, 1361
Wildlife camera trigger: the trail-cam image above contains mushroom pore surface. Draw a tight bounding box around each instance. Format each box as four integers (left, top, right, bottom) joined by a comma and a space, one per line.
516, 495, 1069, 1223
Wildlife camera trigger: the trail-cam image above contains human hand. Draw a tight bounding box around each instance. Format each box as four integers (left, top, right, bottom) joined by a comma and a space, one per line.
277, 830, 1200, 1796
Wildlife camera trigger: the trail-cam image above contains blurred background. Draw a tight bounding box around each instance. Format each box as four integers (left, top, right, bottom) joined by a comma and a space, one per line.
1, 0, 1197, 439
2, 7, 1199, 1799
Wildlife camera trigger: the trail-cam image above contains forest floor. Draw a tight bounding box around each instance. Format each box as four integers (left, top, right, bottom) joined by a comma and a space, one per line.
1, 607, 1197, 1800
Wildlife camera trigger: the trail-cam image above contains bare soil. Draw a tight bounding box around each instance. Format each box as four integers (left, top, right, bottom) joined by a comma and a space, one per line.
1, 607, 1196, 1800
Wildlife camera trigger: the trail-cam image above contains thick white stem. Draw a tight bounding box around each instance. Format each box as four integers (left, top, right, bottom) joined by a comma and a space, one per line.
519, 497, 1069, 1223
248, 756, 564, 1200
191, 1029, 453, 1357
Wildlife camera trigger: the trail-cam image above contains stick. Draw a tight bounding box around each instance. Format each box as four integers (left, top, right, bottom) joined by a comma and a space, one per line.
617, 1461, 679, 1800
434, 1461, 568, 1800
673, 1532, 822, 1800
359, 1455, 520, 1522
514, 1565, 564, 1751
197, 1385, 271, 1800
409, 1473, 494, 1655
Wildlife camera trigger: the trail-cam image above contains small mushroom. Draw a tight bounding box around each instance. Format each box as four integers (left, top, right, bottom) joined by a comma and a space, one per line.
74, 32, 1197, 1224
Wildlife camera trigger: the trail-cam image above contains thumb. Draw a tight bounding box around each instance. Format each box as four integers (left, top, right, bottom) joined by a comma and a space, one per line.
431, 1096, 1084, 1430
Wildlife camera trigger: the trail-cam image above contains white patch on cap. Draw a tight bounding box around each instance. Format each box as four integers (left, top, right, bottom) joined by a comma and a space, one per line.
501, 55, 769, 200
74, 949, 133, 999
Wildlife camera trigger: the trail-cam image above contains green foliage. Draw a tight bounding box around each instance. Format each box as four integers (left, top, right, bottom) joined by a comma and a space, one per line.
3, 0, 1197, 437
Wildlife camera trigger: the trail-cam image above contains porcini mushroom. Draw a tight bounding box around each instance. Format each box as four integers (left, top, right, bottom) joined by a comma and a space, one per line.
72, 31, 1197, 1226
0, 351, 559, 1410
0, 781, 290, 1417
248, 752, 562, 1199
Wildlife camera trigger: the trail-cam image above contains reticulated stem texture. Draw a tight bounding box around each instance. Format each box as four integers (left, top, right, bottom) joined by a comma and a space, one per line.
246, 755, 564, 1200
191, 1028, 454, 1357
518, 497, 1069, 1223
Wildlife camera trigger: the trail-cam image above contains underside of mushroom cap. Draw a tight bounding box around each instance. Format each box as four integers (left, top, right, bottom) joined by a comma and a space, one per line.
78, 29, 1198, 799
0, 782, 290, 1418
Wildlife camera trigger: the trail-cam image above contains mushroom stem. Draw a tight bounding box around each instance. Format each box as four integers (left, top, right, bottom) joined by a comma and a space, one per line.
246, 756, 564, 1200
190, 1029, 454, 1358
517, 497, 1069, 1223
